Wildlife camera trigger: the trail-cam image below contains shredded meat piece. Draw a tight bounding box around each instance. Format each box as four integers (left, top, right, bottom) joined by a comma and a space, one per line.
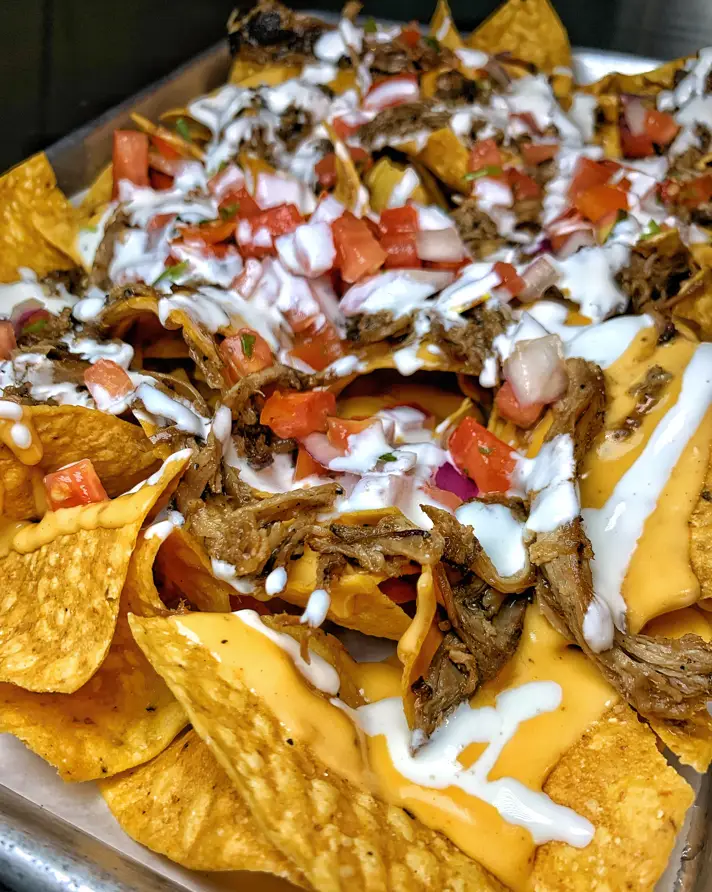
617, 239, 694, 313
546, 357, 606, 463
412, 632, 479, 738
174, 432, 223, 516
421, 506, 476, 567
607, 364, 673, 440
358, 102, 451, 149
512, 197, 542, 231
90, 211, 128, 290
532, 362, 712, 721
277, 105, 314, 152
430, 304, 509, 375
451, 198, 504, 258
433, 69, 490, 104
227, 0, 327, 65
345, 311, 413, 345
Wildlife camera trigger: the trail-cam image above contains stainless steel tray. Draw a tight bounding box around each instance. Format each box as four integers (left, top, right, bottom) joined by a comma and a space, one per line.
1, 33, 710, 892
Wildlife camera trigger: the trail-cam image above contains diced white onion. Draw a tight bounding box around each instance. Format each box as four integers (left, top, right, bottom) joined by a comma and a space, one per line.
556, 229, 596, 259
624, 98, 647, 137
518, 257, 560, 302
504, 334, 568, 406
362, 78, 420, 112
301, 432, 341, 466
415, 229, 466, 263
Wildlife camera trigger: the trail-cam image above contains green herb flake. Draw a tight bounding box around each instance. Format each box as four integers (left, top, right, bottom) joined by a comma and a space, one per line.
175, 118, 193, 142
478, 445, 493, 456
364, 17, 378, 33
22, 319, 48, 336
220, 202, 239, 219
379, 452, 397, 462
424, 36, 440, 52
463, 165, 503, 181
641, 219, 662, 240
153, 261, 189, 286
240, 332, 256, 358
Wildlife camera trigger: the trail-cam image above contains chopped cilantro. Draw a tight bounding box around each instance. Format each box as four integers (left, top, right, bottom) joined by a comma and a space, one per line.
424, 36, 440, 52
641, 219, 662, 240
22, 318, 48, 336
175, 117, 192, 142
478, 445, 493, 456
463, 165, 503, 181
153, 261, 189, 286
220, 202, 239, 219
240, 332, 256, 358
379, 452, 397, 462
364, 17, 378, 33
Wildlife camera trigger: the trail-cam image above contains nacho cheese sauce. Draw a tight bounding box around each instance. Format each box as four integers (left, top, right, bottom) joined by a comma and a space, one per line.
171, 606, 615, 890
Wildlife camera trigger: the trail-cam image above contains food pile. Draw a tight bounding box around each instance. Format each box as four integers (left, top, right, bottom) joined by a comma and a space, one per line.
2, 0, 712, 888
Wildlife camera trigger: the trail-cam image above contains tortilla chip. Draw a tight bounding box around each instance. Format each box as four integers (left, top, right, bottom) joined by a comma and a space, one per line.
581, 56, 691, 97
398, 566, 443, 727
79, 163, 114, 217
691, 448, 712, 602
416, 128, 470, 192
365, 158, 430, 213
531, 703, 694, 890
0, 405, 160, 521
100, 729, 306, 884
324, 124, 369, 215
0, 450, 189, 695
129, 612, 504, 892
230, 59, 301, 88
675, 252, 712, 339
0, 586, 186, 782
159, 109, 212, 143
154, 527, 233, 613
596, 94, 622, 158
468, 0, 571, 73
0, 154, 77, 283
429, 0, 464, 51
130, 113, 204, 161
283, 542, 411, 640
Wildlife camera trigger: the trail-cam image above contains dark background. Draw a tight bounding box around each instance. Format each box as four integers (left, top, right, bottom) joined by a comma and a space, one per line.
1, 1, 711, 174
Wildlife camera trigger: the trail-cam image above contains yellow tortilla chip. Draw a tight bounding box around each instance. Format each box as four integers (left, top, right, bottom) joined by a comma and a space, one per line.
468, 0, 571, 73
78, 163, 114, 217
0, 450, 189, 695
0, 584, 186, 782
159, 108, 212, 142
130, 113, 204, 161
154, 526, 233, 613
100, 729, 306, 884
429, 0, 464, 51
398, 566, 443, 727
531, 703, 694, 890
582, 56, 691, 97
0, 405, 160, 521
0, 153, 77, 283
324, 124, 369, 215
129, 612, 504, 892
675, 249, 712, 339
416, 128, 470, 192
283, 543, 411, 639
230, 59, 301, 88
595, 94, 622, 158
364, 158, 430, 213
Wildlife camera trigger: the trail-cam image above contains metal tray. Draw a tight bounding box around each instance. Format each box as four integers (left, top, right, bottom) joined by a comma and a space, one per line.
1, 33, 711, 892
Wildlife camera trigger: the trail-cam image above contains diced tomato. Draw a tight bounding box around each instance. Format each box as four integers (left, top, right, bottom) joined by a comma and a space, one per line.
83, 359, 134, 406
645, 109, 679, 146
522, 143, 559, 165
261, 390, 336, 439
398, 23, 421, 48
149, 170, 174, 191
331, 213, 387, 283
315, 153, 337, 190
295, 446, 328, 480
513, 111, 540, 134
250, 204, 303, 237
208, 164, 245, 203
449, 417, 517, 494
619, 122, 654, 159
573, 184, 628, 224
379, 575, 418, 604
112, 130, 149, 198
147, 213, 175, 231
378, 205, 419, 236
290, 322, 344, 371
179, 217, 237, 245
425, 259, 468, 272
332, 116, 361, 141
0, 321, 16, 360
507, 169, 541, 201
348, 146, 372, 170
493, 261, 525, 298
230, 187, 260, 218
326, 416, 376, 451
663, 173, 712, 209
381, 232, 421, 269
494, 381, 544, 429
219, 329, 273, 383
421, 483, 463, 511
151, 135, 181, 159
43, 459, 108, 511
567, 157, 619, 201
468, 138, 502, 173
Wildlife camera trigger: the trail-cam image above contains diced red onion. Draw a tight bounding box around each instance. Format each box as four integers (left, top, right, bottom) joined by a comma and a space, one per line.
301, 432, 341, 466
434, 461, 479, 501
556, 228, 596, 259
518, 257, 560, 302
415, 229, 466, 263
504, 334, 568, 406
623, 97, 647, 137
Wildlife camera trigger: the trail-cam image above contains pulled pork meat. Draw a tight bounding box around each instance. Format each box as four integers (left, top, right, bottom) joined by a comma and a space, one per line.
227, 0, 327, 65
413, 567, 527, 737
616, 236, 695, 313
345, 310, 413, 345
433, 69, 490, 104
358, 102, 452, 150
451, 198, 504, 258
430, 304, 509, 376
609, 364, 673, 440
531, 357, 712, 721
16, 307, 73, 351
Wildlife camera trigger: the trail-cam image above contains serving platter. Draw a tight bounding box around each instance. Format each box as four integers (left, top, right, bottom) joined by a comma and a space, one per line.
1, 29, 710, 892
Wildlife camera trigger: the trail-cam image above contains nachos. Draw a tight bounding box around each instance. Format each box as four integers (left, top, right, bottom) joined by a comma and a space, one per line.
1, 0, 712, 889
